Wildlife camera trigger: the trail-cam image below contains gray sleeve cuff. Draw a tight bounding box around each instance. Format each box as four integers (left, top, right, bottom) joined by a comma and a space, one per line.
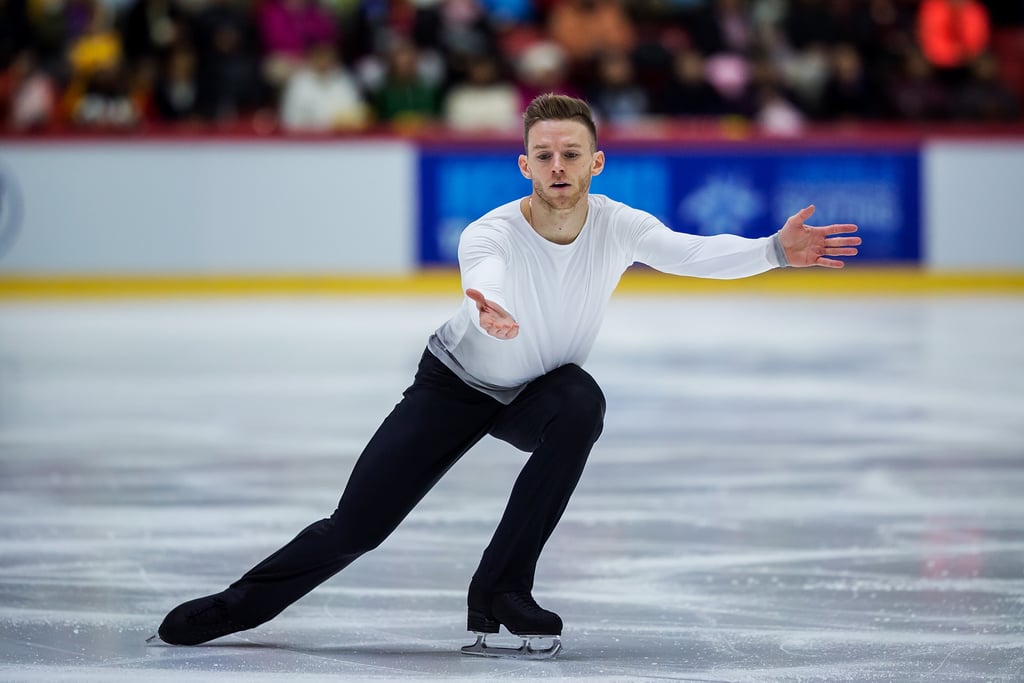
770, 233, 790, 268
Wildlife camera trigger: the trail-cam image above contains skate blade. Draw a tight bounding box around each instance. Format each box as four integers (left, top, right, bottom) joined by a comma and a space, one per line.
460, 633, 562, 660
145, 634, 160, 644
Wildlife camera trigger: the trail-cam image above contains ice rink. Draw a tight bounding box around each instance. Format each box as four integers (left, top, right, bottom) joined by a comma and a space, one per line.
1, 292, 1023, 681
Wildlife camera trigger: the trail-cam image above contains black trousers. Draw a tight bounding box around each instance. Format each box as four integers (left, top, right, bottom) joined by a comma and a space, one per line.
222, 348, 605, 628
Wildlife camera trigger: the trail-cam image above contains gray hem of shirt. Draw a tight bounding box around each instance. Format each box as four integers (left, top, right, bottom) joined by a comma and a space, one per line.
427, 333, 525, 405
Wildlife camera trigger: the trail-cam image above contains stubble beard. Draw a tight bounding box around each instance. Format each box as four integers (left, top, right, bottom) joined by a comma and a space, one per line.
533, 176, 592, 212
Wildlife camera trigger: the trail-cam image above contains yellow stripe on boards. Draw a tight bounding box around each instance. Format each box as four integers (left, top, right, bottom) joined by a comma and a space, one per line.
1, 268, 1023, 299
615, 267, 1024, 296
0, 272, 461, 299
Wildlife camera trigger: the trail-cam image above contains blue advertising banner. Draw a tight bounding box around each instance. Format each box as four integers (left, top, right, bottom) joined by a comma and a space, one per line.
418, 146, 920, 265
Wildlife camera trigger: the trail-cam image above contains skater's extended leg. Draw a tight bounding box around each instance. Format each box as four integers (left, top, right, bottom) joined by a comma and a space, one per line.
158, 351, 501, 644
468, 364, 605, 636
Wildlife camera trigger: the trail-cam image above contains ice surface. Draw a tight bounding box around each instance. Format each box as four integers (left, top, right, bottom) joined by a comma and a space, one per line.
1, 295, 1023, 681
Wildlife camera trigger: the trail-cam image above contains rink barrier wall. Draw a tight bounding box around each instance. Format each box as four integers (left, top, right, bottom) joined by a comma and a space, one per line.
0, 141, 416, 274
1, 132, 1023, 298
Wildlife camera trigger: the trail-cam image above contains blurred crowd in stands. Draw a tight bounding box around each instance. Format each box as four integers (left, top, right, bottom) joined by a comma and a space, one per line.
1, 0, 1022, 134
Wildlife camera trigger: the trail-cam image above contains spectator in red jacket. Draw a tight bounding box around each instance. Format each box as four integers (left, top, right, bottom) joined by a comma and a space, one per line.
917, 0, 990, 70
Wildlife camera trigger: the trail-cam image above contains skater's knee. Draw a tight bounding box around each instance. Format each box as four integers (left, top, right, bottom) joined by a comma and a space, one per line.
348, 535, 387, 555
491, 365, 605, 451
324, 513, 391, 556
554, 366, 605, 434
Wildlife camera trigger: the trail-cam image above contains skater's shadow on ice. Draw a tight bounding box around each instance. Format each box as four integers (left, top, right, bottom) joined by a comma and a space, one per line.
185, 640, 472, 658
160, 639, 582, 664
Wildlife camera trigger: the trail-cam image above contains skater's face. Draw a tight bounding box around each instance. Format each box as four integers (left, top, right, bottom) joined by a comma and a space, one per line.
519, 120, 604, 211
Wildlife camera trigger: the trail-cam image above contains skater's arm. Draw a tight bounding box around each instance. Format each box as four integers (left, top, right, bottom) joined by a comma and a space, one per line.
459, 224, 519, 340
629, 206, 859, 278
631, 222, 781, 279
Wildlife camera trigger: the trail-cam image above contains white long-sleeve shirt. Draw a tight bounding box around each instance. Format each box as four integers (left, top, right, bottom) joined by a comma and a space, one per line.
429, 194, 785, 402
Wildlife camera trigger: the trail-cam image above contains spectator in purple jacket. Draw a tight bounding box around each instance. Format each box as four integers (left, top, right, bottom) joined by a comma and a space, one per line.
258, 0, 337, 88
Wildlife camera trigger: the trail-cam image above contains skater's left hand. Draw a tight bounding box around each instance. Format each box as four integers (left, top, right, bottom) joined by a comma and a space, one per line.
467, 288, 519, 340
778, 205, 861, 268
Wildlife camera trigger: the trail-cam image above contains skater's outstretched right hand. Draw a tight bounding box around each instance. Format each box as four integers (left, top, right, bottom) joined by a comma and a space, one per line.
777, 205, 860, 268
466, 289, 519, 340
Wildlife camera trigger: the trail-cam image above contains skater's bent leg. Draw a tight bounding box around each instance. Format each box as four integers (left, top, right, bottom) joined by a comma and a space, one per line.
473, 364, 605, 600
220, 351, 500, 628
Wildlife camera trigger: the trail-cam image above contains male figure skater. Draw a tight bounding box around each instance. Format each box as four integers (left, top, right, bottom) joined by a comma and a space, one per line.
155, 94, 860, 658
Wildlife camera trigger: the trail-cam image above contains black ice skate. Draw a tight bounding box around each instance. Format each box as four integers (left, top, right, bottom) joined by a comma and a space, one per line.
147, 592, 248, 646
462, 591, 563, 660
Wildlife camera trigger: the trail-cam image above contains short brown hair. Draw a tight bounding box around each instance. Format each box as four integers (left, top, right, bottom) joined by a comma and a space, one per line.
523, 93, 598, 152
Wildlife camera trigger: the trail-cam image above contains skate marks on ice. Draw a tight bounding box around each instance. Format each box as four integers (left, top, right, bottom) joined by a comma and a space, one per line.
1, 298, 1023, 680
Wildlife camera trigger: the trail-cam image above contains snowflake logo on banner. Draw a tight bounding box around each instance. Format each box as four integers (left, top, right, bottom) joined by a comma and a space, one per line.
679, 174, 763, 235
